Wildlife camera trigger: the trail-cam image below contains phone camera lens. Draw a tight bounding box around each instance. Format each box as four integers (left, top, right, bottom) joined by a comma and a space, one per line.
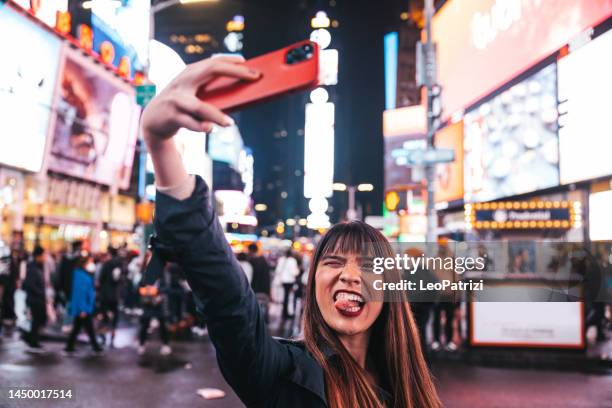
302, 44, 313, 53
286, 47, 309, 64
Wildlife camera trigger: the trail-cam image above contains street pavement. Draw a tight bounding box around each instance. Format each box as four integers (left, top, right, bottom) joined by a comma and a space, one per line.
1, 322, 611, 408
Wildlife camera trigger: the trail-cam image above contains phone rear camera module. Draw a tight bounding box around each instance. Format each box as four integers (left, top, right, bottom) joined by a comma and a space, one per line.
286, 48, 306, 64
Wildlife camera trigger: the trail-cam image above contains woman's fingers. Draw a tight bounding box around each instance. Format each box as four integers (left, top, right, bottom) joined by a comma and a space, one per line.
210, 54, 246, 64
174, 113, 205, 133
201, 122, 214, 133
175, 96, 234, 127
186, 59, 260, 87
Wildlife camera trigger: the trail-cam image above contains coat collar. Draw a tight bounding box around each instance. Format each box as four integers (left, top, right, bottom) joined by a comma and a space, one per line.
277, 338, 327, 406
279, 339, 392, 405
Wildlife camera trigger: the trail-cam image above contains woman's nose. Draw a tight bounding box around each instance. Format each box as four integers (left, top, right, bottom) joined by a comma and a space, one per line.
339, 267, 361, 286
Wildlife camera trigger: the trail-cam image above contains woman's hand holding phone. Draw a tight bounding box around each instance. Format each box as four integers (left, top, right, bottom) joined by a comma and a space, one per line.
141, 55, 260, 187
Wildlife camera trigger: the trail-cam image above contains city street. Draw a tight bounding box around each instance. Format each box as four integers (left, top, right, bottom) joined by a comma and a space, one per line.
1, 322, 611, 408
1, 0, 612, 407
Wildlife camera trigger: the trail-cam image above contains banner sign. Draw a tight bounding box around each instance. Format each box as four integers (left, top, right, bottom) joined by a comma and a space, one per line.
466, 201, 578, 230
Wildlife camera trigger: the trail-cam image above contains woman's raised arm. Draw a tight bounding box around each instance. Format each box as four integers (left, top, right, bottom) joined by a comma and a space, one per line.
141, 55, 259, 188
139, 57, 295, 406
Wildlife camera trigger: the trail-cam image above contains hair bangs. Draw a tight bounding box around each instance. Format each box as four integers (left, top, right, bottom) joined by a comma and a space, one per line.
317, 221, 393, 261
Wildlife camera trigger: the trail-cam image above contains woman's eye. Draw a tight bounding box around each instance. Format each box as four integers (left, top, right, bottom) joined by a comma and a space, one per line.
324, 261, 342, 267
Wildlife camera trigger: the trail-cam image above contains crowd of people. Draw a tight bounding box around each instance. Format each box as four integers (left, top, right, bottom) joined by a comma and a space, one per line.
0, 239, 316, 357
0, 238, 609, 360
0, 240, 196, 356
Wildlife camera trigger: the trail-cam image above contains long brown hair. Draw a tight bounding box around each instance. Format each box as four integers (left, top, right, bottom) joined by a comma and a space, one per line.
302, 221, 441, 408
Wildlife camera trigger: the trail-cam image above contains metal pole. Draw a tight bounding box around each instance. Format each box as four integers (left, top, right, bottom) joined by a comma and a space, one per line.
424, 0, 437, 243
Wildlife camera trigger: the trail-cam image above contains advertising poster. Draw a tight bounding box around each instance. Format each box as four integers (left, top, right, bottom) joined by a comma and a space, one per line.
383, 105, 427, 191
463, 64, 559, 202
471, 302, 583, 348
0, 6, 62, 172
48, 47, 141, 189
558, 29, 612, 184
432, 0, 612, 120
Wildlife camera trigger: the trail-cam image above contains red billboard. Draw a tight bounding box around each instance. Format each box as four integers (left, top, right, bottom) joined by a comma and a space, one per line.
432, 0, 612, 120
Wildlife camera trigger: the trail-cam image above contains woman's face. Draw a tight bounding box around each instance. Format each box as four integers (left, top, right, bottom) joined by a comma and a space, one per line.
315, 252, 383, 337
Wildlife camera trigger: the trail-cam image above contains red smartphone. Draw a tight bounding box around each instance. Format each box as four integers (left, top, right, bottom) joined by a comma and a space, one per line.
197, 40, 319, 112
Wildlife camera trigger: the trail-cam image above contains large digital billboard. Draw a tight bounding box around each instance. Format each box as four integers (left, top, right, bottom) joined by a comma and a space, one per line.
432, 0, 612, 121
48, 47, 141, 189
383, 105, 426, 191
589, 190, 612, 241
464, 64, 559, 203
558, 29, 612, 184
0, 6, 62, 172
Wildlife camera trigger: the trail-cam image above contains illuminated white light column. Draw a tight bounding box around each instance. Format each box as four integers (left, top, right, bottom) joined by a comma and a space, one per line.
304, 88, 334, 229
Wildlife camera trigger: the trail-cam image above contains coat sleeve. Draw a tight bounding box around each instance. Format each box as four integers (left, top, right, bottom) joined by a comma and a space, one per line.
153, 176, 292, 405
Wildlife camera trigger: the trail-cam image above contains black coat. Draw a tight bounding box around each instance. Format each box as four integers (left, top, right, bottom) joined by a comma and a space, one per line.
99, 257, 123, 303
22, 261, 46, 305
249, 255, 271, 295
153, 176, 330, 407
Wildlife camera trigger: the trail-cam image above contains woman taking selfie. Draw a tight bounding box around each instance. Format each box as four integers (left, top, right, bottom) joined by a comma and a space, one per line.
141, 55, 441, 408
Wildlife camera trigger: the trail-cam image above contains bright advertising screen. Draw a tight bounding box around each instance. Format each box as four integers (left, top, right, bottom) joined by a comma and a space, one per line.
471, 302, 583, 348
589, 190, 612, 241
558, 29, 612, 185
48, 47, 141, 189
464, 64, 559, 203
432, 0, 612, 121
0, 6, 62, 172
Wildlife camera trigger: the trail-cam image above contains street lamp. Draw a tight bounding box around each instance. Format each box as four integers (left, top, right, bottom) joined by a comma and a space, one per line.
333, 182, 374, 221
332, 182, 347, 192
357, 183, 374, 192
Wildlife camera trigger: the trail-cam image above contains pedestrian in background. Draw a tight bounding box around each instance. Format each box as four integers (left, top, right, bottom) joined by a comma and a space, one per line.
138, 270, 171, 356
1, 248, 24, 325
56, 241, 82, 307
275, 248, 300, 319
21, 246, 48, 352
431, 243, 459, 352
247, 243, 271, 321
98, 246, 123, 347
63, 253, 102, 356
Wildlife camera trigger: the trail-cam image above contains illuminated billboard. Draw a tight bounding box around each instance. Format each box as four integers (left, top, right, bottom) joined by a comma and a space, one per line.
589, 190, 612, 241
471, 302, 583, 348
432, 0, 612, 120
558, 29, 612, 184
464, 64, 559, 203
48, 47, 141, 189
0, 6, 62, 172
383, 105, 426, 191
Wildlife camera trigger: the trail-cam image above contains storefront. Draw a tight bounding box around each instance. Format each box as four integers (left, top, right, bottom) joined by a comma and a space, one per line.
100, 193, 138, 250
462, 194, 588, 350
23, 175, 102, 253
